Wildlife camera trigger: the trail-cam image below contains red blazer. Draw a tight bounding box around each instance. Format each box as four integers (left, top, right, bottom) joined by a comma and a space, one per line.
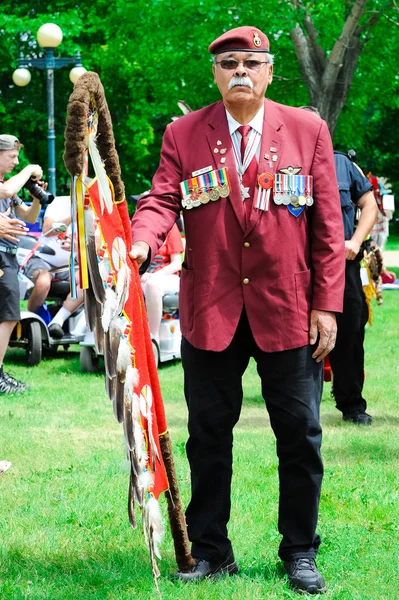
131, 99, 345, 352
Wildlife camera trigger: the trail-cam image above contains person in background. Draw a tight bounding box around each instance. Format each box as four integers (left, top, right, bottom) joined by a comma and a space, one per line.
301, 107, 378, 425
24, 195, 84, 339
139, 222, 183, 345
0, 134, 44, 393
330, 154, 377, 424
130, 26, 345, 595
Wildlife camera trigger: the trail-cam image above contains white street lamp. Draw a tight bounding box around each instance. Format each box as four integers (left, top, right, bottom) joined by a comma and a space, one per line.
12, 67, 31, 87
69, 66, 87, 84
12, 24, 85, 195
37, 23, 63, 48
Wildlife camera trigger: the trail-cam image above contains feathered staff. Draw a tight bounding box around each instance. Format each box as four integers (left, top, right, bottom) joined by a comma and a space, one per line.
63, 72, 194, 585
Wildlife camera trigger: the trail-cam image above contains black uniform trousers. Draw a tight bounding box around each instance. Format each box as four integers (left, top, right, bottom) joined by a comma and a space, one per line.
181, 309, 324, 563
329, 259, 369, 416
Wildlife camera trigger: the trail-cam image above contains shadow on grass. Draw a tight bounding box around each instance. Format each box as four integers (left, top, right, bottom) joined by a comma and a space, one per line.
5, 348, 80, 366
1, 545, 161, 598
322, 412, 399, 428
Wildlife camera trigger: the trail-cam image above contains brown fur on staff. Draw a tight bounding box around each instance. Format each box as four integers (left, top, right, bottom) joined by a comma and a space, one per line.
160, 434, 196, 571
63, 72, 124, 203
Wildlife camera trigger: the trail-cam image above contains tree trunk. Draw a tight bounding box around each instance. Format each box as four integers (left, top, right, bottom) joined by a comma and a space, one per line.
289, 0, 385, 136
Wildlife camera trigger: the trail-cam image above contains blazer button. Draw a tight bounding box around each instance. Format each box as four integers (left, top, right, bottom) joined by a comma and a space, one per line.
243, 278, 249, 285
243, 241, 250, 248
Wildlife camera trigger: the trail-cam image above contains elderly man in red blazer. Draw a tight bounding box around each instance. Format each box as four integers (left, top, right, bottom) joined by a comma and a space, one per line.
131, 26, 345, 595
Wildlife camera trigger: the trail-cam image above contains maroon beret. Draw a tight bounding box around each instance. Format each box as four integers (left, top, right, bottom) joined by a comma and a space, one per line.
209, 26, 270, 55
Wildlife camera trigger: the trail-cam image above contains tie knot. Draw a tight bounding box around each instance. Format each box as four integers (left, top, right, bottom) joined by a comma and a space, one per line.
238, 125, 251, 140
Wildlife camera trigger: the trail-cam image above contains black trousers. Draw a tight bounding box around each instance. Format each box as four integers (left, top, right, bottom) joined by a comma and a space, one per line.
329, 260, 369, 415
181, 310, 324, 563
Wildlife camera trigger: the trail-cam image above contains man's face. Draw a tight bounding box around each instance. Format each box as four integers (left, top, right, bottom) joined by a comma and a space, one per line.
212, 51, 273, 108
0, 150, 19, 176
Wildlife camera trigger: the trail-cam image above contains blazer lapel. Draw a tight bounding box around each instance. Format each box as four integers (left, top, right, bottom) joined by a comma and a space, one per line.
246, 99, 285, 234
207, 103, 245, 231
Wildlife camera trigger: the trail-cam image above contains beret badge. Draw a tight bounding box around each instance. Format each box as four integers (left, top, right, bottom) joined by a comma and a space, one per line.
253, 32, 262, 47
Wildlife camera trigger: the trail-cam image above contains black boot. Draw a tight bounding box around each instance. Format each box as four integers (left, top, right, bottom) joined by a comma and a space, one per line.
284, 558, 326, 594
174, 552, 238, 582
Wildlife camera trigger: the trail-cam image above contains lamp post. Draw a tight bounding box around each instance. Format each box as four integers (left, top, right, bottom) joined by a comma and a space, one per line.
12, 23, 87, 196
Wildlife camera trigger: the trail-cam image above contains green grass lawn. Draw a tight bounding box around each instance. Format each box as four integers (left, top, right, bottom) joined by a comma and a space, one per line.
1, 292, 398, 600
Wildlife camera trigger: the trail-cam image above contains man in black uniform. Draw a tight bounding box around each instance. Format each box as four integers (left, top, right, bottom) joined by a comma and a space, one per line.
0, 134, 44, 393
329, 151, 378, 424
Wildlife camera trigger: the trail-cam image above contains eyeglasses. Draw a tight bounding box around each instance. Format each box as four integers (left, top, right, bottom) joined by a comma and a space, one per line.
215, 59, 269, 71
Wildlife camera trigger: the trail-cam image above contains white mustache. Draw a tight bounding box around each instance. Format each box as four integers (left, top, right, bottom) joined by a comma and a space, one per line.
228, 77, 254, 91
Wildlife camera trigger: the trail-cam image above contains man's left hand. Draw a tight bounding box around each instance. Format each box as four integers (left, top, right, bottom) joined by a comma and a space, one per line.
309, 309, 337, 362
345, 239, 361, 260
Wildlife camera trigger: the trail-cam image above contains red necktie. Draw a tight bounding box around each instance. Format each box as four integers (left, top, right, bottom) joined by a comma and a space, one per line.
238, 125, 258, 222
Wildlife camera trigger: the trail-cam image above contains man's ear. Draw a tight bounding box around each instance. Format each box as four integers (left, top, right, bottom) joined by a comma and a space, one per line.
212, 63, 216, 84
268, 64, 273, 84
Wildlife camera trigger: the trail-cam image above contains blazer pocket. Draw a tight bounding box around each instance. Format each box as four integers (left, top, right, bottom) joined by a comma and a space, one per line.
295, 269, 312, 332
180, 264, 194, 331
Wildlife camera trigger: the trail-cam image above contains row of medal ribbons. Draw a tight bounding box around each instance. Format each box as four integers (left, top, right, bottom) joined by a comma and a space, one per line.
273, 174, 314, 207
180, 168, 231, 209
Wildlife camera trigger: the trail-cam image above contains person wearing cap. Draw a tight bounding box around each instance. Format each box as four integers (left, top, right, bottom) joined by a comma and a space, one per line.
0, 134, 44, 393
130, 26, 345, 594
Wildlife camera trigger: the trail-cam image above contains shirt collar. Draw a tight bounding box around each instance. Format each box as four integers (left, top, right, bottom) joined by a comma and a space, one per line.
225, 104, 264, 136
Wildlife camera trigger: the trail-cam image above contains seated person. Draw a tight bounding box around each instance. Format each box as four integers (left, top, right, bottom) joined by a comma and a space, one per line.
24, 195, 84, 338
140, 223, 184, 344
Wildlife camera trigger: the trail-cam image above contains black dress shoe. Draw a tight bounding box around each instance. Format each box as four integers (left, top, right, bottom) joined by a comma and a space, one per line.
174, 553, 239, 582
343, 411, 372, 425
48, 323, 64, 339
284, 558, 326, 594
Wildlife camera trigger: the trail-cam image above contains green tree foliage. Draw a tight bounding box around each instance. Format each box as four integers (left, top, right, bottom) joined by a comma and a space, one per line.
1, 0, 398, 201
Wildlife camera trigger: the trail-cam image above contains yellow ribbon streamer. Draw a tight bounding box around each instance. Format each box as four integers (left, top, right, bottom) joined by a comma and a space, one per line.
76, 174, 89, 289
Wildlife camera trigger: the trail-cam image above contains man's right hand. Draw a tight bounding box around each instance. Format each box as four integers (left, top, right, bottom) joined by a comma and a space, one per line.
0, 209, 28, 242
129, 241, 150, 267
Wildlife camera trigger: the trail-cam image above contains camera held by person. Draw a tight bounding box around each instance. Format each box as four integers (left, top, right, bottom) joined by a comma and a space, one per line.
0, 133, 46, 394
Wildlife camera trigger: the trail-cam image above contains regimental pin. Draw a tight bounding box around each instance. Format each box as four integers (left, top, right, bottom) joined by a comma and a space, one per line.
220, 148, 226, 154
272, 155, 278, 162
214, 148, 219, 153
220, 157, 226, 163
254, 32, 262, 47
270, 146, 277, 152
264, 153, 270, 160
217, 140, 222, 145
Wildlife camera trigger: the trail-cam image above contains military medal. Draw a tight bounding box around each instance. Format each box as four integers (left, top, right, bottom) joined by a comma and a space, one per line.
290, 194, 299, 206
231, 126, 261, 203
179, 167, 231, 208
297, 177, 306, 206
209, 188, 220, 201
304, 175, 314, 206
199, 191, 210, 204
219, 183, 229, 198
